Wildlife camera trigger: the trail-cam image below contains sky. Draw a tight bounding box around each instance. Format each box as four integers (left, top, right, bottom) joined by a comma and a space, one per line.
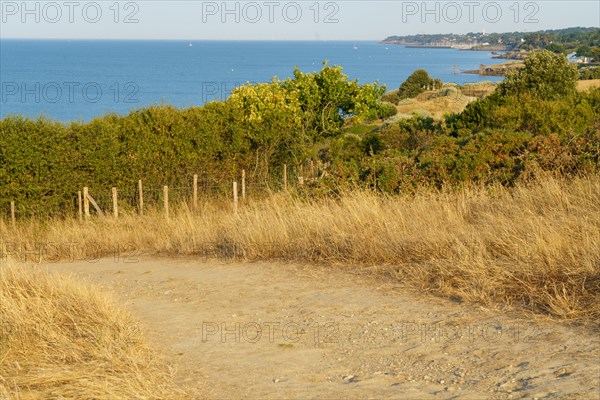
0, 1, 598, 40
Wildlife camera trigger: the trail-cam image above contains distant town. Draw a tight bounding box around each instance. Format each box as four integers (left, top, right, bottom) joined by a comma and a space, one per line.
382, 30, 507, 50
381, 26, 599, 64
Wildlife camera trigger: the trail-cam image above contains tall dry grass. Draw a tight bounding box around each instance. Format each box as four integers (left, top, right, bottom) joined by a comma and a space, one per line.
2, 174, 599, 323
0, 261, 186, 399
577, 79, 600, 92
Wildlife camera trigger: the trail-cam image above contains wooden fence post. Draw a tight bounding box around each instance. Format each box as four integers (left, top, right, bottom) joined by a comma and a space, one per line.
112, 187, 119, 219
78, 191, 83, 222
83, 187, 90, 220
193, 174, 198, 211
138, 180, 144, 216
233, 181, 238, 213
164, 186, 169, 220
283, 164, 288, 192
10, 201, 15, 228
85, 192, 104, 218
241, 169, 246, 200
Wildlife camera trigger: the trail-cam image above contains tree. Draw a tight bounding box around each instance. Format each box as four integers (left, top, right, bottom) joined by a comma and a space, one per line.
546, 43, 565, 54
283, 62, 386, 139
226, 81, 307, 175
449, 51, 584, 135
397, 69, 435, 100
498, 50, 578, 100
576, 45, 593, 58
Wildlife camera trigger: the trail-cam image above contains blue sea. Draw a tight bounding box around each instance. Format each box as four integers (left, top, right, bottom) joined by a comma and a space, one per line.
0, 40, 505, 122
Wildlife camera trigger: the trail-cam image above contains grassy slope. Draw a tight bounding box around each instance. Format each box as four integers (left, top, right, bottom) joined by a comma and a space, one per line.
385, 79, 599, 120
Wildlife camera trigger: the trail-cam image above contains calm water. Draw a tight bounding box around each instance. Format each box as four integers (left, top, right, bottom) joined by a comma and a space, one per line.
0, 40, 504, 122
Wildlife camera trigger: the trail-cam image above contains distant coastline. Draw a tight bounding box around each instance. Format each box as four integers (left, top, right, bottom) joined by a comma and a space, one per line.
382, 39, 509, 52
403, 44, 453, 49
381, 26, 599, 55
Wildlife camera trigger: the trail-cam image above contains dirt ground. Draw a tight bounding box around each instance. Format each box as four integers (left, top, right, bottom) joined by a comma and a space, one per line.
45, 257, 599, 399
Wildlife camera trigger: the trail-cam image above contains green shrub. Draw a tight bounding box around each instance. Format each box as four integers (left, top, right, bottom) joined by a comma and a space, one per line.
363, 132, 385, 155
377, 102, 398, 119
381, 90, 399, 104
579, 67, 600, 80
397, 69, 441, 100
499, 50, 578, 100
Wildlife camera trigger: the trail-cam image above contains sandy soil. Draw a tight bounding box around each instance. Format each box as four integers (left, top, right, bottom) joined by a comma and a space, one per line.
44, 257, 599, 399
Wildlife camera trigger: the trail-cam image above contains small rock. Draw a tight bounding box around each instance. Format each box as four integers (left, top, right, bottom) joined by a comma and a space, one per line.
554, 367, 573, 378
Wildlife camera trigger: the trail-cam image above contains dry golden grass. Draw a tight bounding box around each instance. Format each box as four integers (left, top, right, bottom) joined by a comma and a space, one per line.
391, 77, 600, 120
0, 261, 186, 399
395, 94, 470, 120
577, 79, 600, 92
393, 82, 497, 120
2, 174, 599, 324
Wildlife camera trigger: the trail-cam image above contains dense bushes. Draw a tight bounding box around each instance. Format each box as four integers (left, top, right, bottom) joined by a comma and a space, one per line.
0, 64, 390, 216
1, 54, 599, 217
579, 67, 600, 80
448, 51, 597, 135
325, 119, 598, 193
396, 69, 442, 101
321, 52, 599, 192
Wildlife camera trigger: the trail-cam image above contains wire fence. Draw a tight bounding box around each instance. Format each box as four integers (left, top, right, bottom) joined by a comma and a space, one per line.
0, 163, 319, 224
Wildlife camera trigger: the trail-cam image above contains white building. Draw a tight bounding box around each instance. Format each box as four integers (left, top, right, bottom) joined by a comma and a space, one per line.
567, 52, 592, 64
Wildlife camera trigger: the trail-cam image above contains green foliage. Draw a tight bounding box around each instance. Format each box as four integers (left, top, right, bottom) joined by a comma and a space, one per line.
377, 102, 398, 119
282, 62, 386, 138
1, 58, 599, 216
363, 132, 385, 156
331, 133, 363, 161
327, 115, 598, 192
397, 69, 439, 100
498, 50, 578, 100
576, 45, 593, 58
546, 43, 565, 54
449, 51, 593, 137
324, 54, 599, 192
381, 90, 400, 104
0, 64, 389, 215
579, 67, 600, 80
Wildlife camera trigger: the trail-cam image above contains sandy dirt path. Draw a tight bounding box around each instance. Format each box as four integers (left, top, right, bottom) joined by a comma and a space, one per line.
45, 257, 599, 399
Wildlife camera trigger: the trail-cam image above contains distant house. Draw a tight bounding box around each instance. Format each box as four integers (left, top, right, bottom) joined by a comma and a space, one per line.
568, 52, 592, 64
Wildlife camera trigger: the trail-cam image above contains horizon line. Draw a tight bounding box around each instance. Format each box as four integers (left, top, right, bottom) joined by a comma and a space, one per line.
1, 37, 383, 41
